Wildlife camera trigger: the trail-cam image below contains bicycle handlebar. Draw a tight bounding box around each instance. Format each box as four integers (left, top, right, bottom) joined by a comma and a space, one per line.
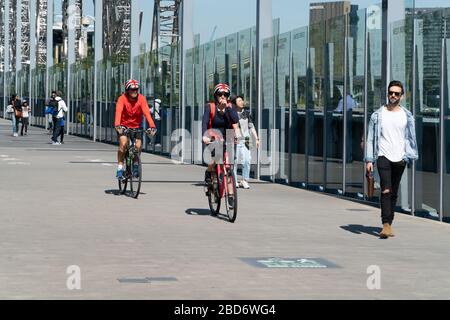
117, 126, 157, 137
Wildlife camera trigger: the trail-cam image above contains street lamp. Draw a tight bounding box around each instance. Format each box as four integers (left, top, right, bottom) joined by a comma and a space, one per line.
80, 15, 95, 59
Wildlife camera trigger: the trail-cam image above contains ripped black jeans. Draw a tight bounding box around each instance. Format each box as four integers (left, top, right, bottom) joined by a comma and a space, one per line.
376, 156, 406, 225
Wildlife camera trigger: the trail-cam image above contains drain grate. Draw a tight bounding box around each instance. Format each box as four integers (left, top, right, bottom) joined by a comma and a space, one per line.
240, 257, 339, 269
118, 277, 178, 284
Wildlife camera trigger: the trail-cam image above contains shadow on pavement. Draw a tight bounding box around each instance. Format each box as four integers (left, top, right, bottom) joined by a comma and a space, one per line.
185, 208, 211, 216
340, 224, 382, 238
185, 208, 231, 222
104, 189, 147, 197
104, 189, 122, 196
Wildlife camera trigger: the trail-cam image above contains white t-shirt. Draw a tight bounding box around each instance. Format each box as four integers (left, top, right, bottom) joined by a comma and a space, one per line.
378, 106, 407, 162
237, 109, 254, 138
22, 106, 31, 118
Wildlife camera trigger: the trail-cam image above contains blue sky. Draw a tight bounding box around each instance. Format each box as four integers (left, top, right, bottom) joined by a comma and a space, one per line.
57, 0, 450, 46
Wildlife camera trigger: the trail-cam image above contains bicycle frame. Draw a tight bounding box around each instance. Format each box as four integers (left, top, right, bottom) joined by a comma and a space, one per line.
124, 130, 141, 164
214, 151, 232, 199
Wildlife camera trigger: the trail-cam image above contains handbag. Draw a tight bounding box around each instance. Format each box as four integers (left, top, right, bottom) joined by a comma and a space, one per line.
366, 172, 375, 198
6, 105, 14, 113
15, 109, 23, 118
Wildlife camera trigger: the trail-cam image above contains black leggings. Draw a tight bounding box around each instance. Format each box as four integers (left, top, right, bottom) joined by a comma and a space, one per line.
21, 118, 29, 135
376, 156, 406, 225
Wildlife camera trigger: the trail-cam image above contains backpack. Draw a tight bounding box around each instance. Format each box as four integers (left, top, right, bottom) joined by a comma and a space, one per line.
208, 102, 216, 129
49, 98, 59, 109
49, 99, 59, 117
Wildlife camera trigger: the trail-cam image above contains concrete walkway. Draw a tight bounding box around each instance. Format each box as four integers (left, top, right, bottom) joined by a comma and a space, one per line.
1, 119, 450, 300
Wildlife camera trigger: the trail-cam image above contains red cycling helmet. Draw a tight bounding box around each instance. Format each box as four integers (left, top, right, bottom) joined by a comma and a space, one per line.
213, 83, 230, 97
125, 79, 140, 91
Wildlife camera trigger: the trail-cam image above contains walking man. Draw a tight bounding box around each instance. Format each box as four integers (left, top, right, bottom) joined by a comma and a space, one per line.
51, 91, 68, 145
365, 81, 418, 239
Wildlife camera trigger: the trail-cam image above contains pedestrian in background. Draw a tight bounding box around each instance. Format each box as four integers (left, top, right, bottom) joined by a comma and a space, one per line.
51, 91, 68, 145
45, 97, 55, 134
231, 95, 260, 189
12, 94, 22, 137
20, 101, 31, 136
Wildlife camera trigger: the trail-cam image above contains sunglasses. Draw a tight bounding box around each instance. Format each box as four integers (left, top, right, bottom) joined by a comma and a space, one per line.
216, 92, 230, 98
388, 91, 402, 97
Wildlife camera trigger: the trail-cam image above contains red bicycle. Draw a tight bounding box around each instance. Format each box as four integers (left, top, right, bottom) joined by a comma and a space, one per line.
206, 138, 238, 222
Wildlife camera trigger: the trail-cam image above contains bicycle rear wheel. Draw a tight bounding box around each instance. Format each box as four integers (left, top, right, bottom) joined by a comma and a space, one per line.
129, 153, 142, 199
208, 172, 221, 216
224, 169, 238, 223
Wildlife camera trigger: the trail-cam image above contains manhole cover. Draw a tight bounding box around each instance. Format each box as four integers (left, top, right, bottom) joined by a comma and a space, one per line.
240, 257, 339, 269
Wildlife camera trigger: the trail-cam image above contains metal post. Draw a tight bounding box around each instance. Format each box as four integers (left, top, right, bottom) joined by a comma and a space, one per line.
381, 0, 388, 96
272, 54, 276, 182
191, 62, 195, 163
16, 0, 21, 91
288, 45, 293, 184
130, 0, 139, 78
411, 5, 417, 216
46, 0, 54, 119
305, 29, 310, 186
343, 14, 348, 195
93, 0, 102, 141
256, 0, 261, 180
179, 0, 185, 163
29, 0, 36, 126
180, 0, 193, 163
364, 8, 369, 200
323, 43, 329, 191
255, 0, 273, 181
67, 0, 76, 135
439, 24, 446, 222
237, 49, 241, 97
3, 0, 10, 119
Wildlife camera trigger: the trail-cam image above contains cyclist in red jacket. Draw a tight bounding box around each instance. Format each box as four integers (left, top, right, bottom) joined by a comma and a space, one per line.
114, 79, 156, 179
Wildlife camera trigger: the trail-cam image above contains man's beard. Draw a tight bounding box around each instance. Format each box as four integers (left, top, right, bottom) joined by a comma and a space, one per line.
389, 98, 400, 106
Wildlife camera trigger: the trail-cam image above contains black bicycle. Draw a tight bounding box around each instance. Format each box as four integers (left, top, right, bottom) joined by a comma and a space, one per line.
118, 127, 155, 199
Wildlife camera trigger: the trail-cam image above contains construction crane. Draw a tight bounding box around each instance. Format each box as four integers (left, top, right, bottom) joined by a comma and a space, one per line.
150, 0, 181, 52
150, 0, 181, 102
103, 0, 131, 63
36, 0, 48, 66
20, 0, 30, 65
209, 25, 217, 42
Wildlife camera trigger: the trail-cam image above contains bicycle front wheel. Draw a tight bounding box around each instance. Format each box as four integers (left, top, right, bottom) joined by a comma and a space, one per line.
129, 154, 142, 199
208, 172, 221, 216
118, 158, 129, 195
224, 169, 238, 223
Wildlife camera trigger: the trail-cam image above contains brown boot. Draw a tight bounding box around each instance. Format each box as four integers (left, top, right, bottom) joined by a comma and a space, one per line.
380, 223, 390, 239
388, 224, 395, 237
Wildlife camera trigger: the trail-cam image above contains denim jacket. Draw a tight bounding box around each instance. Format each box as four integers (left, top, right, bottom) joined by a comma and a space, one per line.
365, 105, 419, 164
